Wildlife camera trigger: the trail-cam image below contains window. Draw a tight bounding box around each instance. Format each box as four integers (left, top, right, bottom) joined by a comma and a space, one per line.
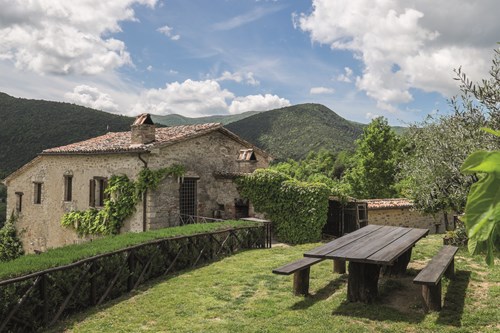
237, 149, 257, 161
33, 182, 42, 204
64, 175, 73, 202
89, 177, 108, 207
179, 178, 197, 217
15, 192, 23, 212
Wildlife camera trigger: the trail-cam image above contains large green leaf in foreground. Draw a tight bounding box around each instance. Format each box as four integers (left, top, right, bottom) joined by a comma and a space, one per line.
461, 147, 500, 266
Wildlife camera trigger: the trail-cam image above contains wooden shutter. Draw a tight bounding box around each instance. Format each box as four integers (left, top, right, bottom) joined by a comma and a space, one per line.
89, 179, 96, 207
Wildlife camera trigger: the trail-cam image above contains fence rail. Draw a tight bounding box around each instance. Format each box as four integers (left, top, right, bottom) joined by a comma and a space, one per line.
0, 224, 270, 332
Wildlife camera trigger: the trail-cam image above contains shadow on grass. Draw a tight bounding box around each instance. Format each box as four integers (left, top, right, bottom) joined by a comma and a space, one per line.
436, 270, 471, 327
291, 274, 347, 310
331, 277, 425, 324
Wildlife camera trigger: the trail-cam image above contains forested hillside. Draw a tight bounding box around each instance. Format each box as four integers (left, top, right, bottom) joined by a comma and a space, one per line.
0, 92, 133, 177
151, 110, 262, 126
226, 103, 364, 160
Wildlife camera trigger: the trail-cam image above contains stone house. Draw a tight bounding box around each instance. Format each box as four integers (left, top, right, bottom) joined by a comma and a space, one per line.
366, 198, 445, 234
3, 114, 271, 253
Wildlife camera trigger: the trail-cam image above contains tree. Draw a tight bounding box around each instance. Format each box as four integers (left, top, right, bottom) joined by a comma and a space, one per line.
344, 117, 399, 199
398, 108, 493, 229
458, 46, 500, 265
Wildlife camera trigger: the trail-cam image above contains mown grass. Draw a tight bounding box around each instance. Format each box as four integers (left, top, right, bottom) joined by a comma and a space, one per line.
49, 235, 499, 333
0, 220, 258, 280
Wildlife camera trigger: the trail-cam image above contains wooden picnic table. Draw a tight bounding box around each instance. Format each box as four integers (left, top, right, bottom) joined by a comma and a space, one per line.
304, 224, 429, 303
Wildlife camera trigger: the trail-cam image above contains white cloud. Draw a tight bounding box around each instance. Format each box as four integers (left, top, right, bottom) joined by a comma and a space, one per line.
157, 25, 180, 40
217, 71, 259, 86
297, 0, 499, 113
147, 65, 153, 71
365, 112, 380, 120
212, 6, 284, 31
132, 79, 290, 116
0, 0, 157, 75
65, 85, 119, 112
132, 79, 234, 117
310, 86, 334, 95
229, 94, 290, 114
337, 67, 353, 83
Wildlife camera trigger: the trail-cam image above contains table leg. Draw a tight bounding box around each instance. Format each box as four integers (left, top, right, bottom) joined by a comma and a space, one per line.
333, 259, 346, 274
347, 262, 380, 303
382, 247, 413, 276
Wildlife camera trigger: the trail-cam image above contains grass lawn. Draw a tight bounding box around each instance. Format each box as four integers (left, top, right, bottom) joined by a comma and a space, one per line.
49, 235, 499, 333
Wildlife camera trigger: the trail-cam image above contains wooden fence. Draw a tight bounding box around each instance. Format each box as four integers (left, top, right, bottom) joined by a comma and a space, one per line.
0, 223, 271, 332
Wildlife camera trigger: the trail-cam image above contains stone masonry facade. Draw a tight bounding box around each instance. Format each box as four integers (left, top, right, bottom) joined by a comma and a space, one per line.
4, 117, 271, 253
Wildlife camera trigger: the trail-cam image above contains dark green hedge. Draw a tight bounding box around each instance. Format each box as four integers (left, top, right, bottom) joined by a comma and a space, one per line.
238, 169, 329, 244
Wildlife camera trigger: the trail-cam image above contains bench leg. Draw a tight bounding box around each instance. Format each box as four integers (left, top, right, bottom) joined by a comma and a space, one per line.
333, 259, 346, 274
347, 262, 380, 303
444, 258, 455, 279
421, 280, 442, 312
293, 267, 310, 296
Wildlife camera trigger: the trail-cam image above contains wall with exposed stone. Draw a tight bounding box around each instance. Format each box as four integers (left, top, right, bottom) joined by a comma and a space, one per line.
368, 208, 445, 234
5, 154, 144, 253
5, 128, 271, 253
147, 130, 270, 228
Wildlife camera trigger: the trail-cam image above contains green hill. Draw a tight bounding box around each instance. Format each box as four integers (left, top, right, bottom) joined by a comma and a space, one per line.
151, 111, 262, 126
226, 103, 364, 161
0, 92, 134, 177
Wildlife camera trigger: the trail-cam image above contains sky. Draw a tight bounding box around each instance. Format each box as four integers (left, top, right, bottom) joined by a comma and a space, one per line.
0, 0, 499, 126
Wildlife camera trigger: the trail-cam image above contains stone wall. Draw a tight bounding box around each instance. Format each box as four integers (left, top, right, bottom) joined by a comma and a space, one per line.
5, 128, 271, 252
147, 130, 270, 228
368, 208, 445, 234
5, 154, 144, 253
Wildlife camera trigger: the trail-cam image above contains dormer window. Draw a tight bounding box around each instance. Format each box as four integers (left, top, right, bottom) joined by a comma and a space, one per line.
238, 149, 257, 161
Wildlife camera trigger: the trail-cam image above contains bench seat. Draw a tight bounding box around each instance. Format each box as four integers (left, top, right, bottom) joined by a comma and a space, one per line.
413, 245, 458, 311
273, 257, 324, 295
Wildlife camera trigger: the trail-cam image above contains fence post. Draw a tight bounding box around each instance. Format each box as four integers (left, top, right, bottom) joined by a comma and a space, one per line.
127, 250, 136, 291
39, 273, 49, 326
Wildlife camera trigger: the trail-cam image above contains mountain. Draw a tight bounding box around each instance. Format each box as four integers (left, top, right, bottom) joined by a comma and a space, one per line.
226, 103, 364, 161
151, 110, 262, 126
0, 92, 134, 177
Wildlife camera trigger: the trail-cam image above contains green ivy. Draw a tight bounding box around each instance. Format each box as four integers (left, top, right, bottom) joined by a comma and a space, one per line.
61, 165, 185, 236
237, 169, 329, 244
0, 213, 24, 262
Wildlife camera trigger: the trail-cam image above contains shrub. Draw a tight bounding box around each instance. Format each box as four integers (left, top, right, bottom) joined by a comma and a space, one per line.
238, 169, 329, 244
0, 213, 24, 262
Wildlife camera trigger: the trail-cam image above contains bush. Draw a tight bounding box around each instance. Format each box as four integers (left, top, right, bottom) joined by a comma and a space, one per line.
238, 169, 329, 244
0, 213, 24, 262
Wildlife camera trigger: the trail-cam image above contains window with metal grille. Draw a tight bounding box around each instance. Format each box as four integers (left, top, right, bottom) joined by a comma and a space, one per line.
179, 178, 197, 216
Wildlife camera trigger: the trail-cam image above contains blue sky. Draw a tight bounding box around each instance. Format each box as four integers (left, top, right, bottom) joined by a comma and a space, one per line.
0, 0, 499, 125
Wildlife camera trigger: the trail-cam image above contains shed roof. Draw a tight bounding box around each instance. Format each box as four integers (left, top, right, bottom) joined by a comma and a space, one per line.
365, 198, 413, 210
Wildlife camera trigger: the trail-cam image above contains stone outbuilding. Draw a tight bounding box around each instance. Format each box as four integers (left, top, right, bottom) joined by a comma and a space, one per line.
3, 114, 271, 253
365, 198, 445, 233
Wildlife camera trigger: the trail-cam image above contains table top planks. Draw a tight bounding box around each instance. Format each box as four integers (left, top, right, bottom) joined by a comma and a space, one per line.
303, 224, 382, 258
304, 225, 429, 265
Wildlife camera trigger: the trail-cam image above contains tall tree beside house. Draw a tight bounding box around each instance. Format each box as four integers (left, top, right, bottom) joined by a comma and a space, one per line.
343, 117, 399, 199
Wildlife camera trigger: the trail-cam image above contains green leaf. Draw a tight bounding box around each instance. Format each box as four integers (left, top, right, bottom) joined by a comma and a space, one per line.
461, 151, 500, 175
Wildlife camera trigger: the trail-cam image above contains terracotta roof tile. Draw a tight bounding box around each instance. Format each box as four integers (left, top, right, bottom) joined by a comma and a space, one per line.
365, 198, 413, 210
42, 123, 222, 155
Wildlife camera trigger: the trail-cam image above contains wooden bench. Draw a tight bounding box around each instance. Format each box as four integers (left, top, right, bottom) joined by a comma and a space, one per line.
413, 245, 458, 311
272, 257, 324, 295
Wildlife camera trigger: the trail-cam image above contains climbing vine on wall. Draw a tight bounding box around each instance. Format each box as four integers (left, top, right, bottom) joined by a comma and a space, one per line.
237, 169, 330, 244
61, 165, 185, 236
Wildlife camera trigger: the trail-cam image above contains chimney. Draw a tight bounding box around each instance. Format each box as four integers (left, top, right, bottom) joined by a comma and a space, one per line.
131, 113, 156, 145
